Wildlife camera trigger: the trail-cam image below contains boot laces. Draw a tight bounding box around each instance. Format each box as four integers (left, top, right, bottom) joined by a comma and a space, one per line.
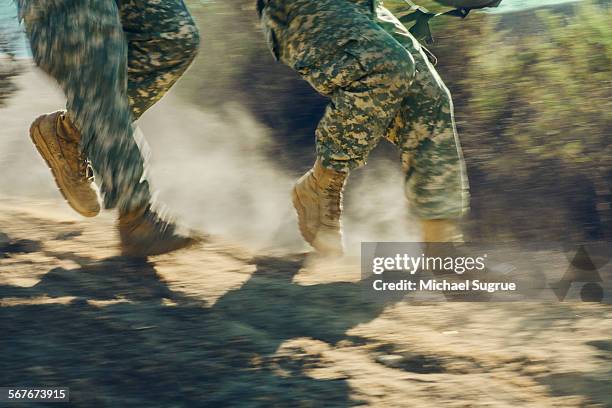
323, 178, 344, 220
78, 156, 95, 183
56, 113, 94, 184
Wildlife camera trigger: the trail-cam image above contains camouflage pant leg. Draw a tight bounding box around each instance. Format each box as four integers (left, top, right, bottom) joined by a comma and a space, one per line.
119, 0, 200, 119
19, 0, 150, 214
262, 0, 416, 172
376, 6, 470, 219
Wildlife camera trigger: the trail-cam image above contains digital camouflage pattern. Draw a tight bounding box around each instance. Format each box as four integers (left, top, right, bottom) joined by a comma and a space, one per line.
260, 0, 469, 219
17, 0, 199, 214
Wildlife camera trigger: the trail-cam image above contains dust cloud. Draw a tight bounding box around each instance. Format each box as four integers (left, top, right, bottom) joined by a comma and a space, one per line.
0, 66, 420, 254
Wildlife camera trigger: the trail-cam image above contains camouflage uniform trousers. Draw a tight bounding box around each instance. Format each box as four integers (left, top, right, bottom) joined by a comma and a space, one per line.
17, 0, 200, 214
260, 0, 469, 219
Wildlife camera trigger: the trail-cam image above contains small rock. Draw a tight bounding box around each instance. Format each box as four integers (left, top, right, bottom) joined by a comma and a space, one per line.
375, 354, 404, 368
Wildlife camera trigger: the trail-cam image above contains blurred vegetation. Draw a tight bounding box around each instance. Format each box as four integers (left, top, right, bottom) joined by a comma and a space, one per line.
0, 14, 22, 107
456, 1, 612, 240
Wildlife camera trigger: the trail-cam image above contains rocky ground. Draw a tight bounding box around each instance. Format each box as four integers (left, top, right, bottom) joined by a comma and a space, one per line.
1, 199, 610, 407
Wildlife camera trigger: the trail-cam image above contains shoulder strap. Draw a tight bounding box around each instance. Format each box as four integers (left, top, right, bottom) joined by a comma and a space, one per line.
398, 0, 502, 44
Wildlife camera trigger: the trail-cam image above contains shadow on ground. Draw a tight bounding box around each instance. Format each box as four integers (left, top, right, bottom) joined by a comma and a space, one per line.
0, 244, 401, 407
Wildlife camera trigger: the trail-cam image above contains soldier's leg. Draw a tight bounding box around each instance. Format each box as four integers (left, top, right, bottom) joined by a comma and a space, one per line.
21, 0, 150, 214
274, 1, 415, 171
262, 0, 416, 253
20, 0, 198, 256
118, 0, 200, 119
376, 6, 469, 241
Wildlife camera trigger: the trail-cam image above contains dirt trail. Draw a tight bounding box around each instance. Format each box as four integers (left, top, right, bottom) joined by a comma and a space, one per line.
1, 200, 610, 407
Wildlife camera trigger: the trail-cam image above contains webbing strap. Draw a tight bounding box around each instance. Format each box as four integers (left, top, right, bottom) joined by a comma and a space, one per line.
398, 0, 502, 44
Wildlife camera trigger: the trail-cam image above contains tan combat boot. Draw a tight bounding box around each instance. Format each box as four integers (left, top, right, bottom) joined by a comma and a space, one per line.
292, 160, 348, 256
118, 205, 201, 257
421, 219, 463, 242
30, 111, 100, 217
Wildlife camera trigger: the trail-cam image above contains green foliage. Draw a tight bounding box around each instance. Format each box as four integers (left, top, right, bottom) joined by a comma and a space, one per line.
465, 1, 611, 170
448, 1, 612, 239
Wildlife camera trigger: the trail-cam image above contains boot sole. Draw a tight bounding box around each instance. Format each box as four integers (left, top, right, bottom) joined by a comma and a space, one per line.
30, 116, 100, 218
